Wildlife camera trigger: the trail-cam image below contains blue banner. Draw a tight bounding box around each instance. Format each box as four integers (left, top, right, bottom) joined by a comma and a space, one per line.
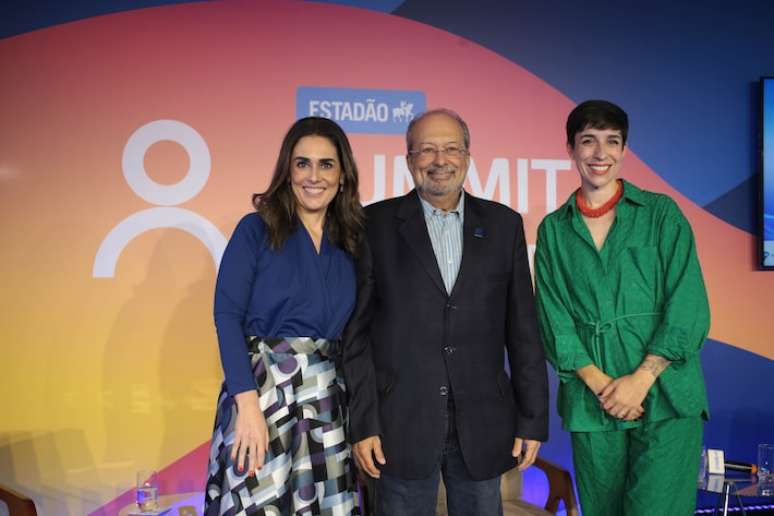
296, 87, 426, 134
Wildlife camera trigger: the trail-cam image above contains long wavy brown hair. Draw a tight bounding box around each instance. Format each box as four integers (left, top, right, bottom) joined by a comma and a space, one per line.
252, 117, 363, 255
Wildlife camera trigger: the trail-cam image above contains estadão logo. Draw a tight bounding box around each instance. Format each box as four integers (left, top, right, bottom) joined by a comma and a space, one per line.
296, 87, 426, 134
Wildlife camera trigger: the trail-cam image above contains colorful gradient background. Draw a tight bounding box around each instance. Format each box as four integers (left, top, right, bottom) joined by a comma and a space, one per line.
1, 1, 773, 514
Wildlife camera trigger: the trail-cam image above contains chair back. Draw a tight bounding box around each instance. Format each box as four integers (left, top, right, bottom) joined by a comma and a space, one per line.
0, 485, 38, 516
500, 466, 523, 502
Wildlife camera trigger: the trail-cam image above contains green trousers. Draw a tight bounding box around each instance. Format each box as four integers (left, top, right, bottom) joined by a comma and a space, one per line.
571, 417, 703, 516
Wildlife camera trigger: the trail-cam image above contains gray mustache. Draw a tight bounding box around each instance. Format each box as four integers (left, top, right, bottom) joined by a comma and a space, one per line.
427, 165, 456, 174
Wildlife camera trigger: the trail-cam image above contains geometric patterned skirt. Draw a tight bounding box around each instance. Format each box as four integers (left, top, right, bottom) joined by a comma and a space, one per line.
205, 337, 360, 516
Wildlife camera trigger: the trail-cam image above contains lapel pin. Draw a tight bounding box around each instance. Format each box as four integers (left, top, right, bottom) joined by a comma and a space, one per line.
473, 227, 486, 238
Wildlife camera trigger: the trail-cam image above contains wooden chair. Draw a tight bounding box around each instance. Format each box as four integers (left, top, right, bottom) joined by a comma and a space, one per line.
496, 457, 579, 516
358, 457, 579, 516
0, 484, 38, 516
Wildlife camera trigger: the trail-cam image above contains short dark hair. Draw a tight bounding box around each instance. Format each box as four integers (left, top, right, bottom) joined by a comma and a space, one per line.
406, 108, 470, 153
252, 117, 363, 255
566, 100, 629, 148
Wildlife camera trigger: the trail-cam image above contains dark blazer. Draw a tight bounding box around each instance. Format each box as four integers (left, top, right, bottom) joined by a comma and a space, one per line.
343, 190, 549, 481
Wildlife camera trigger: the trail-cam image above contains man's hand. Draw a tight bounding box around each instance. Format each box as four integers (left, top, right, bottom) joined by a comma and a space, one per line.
353, 435, 386, 478
599, 370, 654, 420
512, 437, 541, 471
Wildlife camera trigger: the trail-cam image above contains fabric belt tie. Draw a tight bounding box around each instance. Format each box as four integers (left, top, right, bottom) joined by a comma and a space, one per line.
581, 312, 662, 366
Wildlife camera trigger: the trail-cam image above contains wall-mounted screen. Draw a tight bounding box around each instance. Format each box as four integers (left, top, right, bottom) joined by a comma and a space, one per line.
761, 77, 774, 268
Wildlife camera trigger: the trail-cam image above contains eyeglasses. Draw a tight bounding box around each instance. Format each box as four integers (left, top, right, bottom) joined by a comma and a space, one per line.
408, 145, 468, 161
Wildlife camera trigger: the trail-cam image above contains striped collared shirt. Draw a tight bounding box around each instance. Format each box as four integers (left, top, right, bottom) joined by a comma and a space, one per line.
419, 191, 465, 294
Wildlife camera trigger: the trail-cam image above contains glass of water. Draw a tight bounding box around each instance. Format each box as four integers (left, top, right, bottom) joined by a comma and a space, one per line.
759, 444, 774, 481
697, 446, 707, 484
136, 469, 159, 512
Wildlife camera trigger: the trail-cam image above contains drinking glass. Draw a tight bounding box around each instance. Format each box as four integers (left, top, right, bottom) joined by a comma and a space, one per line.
697, 446, 707, 484
759, 444, 774, 481
136, 469, 159, 512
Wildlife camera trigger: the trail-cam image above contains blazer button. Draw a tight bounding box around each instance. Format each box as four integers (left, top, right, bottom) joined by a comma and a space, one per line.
439, 386, 449, 396
443, 346, 455, 354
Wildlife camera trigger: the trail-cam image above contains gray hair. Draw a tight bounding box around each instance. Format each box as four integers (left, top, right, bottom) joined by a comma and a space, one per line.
405, 108, 471, 153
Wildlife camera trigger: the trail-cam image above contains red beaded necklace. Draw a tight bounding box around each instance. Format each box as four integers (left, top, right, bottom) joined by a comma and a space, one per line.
575, 180, 624, 218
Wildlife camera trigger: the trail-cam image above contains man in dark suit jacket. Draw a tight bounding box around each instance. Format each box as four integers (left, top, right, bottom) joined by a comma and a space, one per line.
343, 109, 548, 516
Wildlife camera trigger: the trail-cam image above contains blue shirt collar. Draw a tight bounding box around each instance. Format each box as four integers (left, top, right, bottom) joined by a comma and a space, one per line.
419, 190, 465, 223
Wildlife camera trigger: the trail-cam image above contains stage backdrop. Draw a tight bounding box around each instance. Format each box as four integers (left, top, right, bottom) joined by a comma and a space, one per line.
1, 1, 773, 514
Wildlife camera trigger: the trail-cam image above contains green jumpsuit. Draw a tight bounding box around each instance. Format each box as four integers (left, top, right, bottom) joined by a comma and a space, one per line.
535, 180, 710, 516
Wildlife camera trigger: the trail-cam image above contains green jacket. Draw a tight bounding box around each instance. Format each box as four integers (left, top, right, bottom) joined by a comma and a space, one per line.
535, 180, 710, 432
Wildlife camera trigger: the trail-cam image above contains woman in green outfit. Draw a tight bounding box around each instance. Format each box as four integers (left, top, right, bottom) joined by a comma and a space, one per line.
535, 100, 710, 516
